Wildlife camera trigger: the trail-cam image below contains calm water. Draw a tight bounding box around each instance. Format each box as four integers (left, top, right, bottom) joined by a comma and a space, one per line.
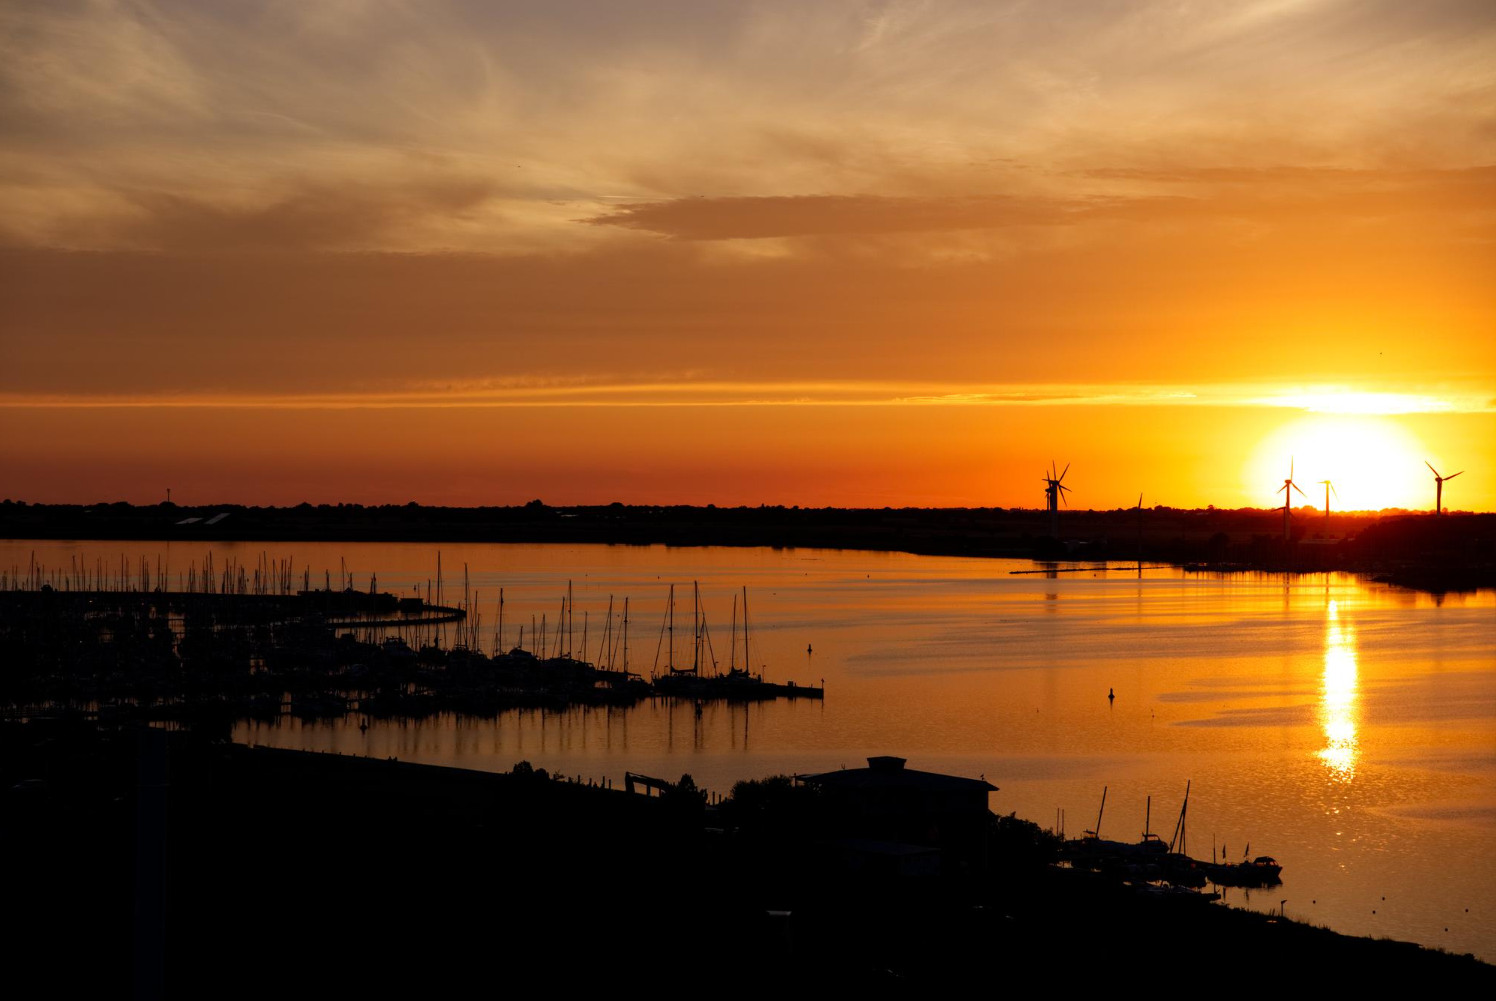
6, 539, 1494, 960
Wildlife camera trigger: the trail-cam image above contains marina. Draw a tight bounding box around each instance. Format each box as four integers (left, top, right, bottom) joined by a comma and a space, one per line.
2, 537, 1493, 962
0, 575, 823, 725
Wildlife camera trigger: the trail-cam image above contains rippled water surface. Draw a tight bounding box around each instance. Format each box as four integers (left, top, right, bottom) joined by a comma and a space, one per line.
6, 540, 1494, 960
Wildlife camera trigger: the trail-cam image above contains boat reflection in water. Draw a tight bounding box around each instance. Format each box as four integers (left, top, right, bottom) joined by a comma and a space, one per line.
1319, 599, 1360, 783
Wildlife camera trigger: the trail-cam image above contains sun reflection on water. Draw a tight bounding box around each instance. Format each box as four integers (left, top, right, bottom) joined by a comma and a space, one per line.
1319, 599, 1360, 782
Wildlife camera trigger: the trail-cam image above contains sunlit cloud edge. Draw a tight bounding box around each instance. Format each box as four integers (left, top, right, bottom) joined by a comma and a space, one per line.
0, 383, 1489, 413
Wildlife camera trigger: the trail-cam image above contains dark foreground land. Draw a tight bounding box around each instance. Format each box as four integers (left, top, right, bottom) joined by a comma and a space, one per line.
4, 500, 1494, 592
6, 719, 1491, 995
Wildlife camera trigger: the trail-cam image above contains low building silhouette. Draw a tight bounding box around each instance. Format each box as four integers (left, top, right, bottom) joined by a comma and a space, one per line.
801, 755, 996, 874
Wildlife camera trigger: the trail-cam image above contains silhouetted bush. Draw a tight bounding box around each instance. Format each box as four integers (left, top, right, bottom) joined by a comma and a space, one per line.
721, 774, 824, 835
988, 811, 1060, 867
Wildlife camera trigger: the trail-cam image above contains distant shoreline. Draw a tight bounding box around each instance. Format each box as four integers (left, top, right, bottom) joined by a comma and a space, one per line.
3, 500, 1493, 592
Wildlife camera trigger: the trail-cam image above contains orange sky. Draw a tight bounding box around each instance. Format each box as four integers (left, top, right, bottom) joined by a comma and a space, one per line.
2, 1, 1493, 510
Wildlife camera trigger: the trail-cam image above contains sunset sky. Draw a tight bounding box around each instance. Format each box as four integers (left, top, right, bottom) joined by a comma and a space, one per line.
2, 1, 1493, 510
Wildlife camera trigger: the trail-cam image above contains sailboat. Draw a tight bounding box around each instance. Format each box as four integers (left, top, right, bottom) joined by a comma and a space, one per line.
591, 594, 648, 697
1062, 783, 1280, 889
652, 584, 823, 702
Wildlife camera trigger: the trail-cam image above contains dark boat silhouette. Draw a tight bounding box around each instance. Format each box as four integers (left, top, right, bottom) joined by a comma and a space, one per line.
1202, 856, 1283, 887
652, 584, 822, 701
1063, 784, 1279, 890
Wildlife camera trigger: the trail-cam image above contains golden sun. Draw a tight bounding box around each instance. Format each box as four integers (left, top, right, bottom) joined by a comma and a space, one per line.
1246, 415, 1430, 512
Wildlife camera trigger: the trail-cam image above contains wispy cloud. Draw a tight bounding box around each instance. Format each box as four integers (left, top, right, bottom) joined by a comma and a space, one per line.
1249, 391, 1467, 415
587, 167, 1495, 242
2, 2, 1493, 252
2, 380, 1487, 413
587, 194, 1066, 240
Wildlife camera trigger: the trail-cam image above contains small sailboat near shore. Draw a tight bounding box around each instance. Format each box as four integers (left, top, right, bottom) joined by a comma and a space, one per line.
1201, 855, 1283, 887
1062, 782, 1281, 890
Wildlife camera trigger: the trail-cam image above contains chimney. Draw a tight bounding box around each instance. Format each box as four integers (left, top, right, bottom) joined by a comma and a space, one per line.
867, 756, 906, 772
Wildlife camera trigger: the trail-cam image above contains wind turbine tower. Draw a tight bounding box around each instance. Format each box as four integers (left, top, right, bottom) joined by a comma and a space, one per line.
1318, 479, 1337, 522
1279, 459, 1305, 542
1426, 461, 1463, 516
1042, 461, 1071, 538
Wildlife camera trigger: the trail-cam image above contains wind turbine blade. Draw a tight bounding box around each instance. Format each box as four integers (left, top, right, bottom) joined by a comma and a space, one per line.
1292, 481, 1307, 498
1136, 492, 1143, 510
1426, 460, 1440, 477
1059, 463, 1070, 482
1446, 470, 1463, 480
1330, 483, 1339, 500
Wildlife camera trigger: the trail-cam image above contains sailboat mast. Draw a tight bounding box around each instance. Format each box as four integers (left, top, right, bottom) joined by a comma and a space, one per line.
729, 593, 738, 673
742, 585, 750, 676
1169, 780, 1191, 855
603, 595, 614, 668
1179, 782, 1189, 857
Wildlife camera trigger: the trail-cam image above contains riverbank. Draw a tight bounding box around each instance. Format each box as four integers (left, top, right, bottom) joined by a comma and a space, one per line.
5, 719, 1490, 993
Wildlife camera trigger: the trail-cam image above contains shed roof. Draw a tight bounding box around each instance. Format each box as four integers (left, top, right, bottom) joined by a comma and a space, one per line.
802, 756, 997, 794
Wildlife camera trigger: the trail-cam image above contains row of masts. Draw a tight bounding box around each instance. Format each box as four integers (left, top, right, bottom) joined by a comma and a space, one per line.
654, 582, 756, 679
5, 550, 770, 675
1, 551, 463, 600
0, 549, 431, 599
1082, 780, 1191, 855
1, 550, 340, 595
489, 585, 637, 674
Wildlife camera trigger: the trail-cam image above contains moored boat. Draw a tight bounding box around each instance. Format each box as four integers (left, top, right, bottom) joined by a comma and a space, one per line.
652, 584, 823, 701
1062, 784, 1281, 890
1204, 855, 1283, 887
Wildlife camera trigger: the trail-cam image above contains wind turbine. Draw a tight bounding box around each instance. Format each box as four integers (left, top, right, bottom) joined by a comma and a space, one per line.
1426, 461, 1463, 515
1279, 459, 1306, 541
1317, 479, 1338, 521
1042, 461, 1071, 538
